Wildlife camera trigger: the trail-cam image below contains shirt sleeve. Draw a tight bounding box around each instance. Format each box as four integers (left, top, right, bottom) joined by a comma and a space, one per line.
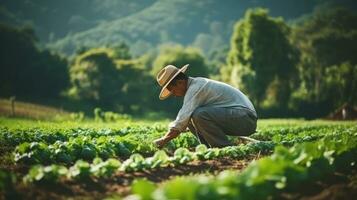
168, 84, 207, 132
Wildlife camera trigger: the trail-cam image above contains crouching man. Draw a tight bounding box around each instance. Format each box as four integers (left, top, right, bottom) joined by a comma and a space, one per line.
154, 64, 257, 148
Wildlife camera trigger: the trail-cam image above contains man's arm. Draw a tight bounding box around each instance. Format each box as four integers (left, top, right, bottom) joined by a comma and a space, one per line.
153, 129, 181, 149
168, 79, 207, 133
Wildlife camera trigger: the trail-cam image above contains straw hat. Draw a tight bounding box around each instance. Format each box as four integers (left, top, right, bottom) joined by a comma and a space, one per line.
156, 64, 189, 100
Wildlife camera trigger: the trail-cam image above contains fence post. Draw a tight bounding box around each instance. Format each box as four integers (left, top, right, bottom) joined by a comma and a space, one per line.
10, 96, 16, 117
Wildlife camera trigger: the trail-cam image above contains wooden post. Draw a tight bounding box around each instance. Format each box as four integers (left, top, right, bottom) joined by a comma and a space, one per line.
10, 96, 16, 117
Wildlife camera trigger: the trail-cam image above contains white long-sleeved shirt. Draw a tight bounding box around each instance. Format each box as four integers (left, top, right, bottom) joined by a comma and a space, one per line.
169, 77, 257, 132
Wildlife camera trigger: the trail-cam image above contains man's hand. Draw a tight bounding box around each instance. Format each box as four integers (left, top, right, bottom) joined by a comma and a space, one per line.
153, 130, 180, 149
153, 137, 168, 149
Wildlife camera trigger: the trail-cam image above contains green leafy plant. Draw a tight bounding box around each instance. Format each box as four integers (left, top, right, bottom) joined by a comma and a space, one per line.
23, 164, 68, 184
171, 147, 194, 164
145, 150, 169, 168
121, 154, 146, 172
90, 158, 121, 177
69, 160, 91, 180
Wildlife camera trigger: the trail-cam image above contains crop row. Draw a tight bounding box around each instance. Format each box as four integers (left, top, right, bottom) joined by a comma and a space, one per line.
252, 124, 355, 141
23, 142, 275, 183
2, 125, 353, 147
128, 132, 357, 200
23, 129, 357, 190
0, 126, 166, 147
13, 125, 356, 165
13, 133, 199, 164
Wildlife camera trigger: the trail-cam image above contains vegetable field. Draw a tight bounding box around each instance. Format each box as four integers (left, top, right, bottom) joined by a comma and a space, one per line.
0, 118, 356, 200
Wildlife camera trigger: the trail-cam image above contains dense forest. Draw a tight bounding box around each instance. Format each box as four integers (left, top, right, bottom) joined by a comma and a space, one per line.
0, 0, 356, 118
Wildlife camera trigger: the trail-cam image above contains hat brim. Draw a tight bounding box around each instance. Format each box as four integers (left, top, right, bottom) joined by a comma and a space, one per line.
159, 64, 189, 100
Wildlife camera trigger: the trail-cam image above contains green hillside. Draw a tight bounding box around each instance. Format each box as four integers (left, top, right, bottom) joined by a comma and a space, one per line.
1, 0, 327, 56
0, 0, 156, 41
2, 0, 357, 56
48, 0, 318, 56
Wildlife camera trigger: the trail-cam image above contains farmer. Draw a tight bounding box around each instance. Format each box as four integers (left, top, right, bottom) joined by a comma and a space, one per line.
153, 64, 257, 148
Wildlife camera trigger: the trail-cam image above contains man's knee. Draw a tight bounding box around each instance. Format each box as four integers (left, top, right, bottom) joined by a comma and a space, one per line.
191, 107, 209, 122
244, 119, 257, 136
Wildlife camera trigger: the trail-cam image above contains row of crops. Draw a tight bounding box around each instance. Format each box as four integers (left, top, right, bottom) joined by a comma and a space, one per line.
2, 124, 352, 165
19, 125, 357, 184
129, 133, 357, 200
1, 121, 356, 199
23, 142, 275, 183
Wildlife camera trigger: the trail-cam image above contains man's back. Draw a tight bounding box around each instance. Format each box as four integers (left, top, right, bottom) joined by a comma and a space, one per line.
185, 77, 256, 115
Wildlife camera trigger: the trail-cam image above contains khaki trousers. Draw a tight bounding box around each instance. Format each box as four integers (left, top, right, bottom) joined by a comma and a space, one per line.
187, 106, 257, 147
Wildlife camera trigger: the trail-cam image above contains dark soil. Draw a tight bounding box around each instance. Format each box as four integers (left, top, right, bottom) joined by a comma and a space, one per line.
5, 157, 253, 200
281, 171, 357, 200
2, 155, 357, 200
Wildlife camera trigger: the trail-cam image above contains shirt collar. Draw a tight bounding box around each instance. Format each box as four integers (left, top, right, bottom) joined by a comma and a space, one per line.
184, 77, 193, 97
187, 77, 193, 88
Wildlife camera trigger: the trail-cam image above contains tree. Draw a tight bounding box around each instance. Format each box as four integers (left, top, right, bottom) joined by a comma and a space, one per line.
0, 23, 69, 98
68, 48, 121, 108
115, 59, 156, 113
291, 7, 357, 116
324, 62, 357, 106
68, 47, 158, 113
224, 8, 298, 110
207, 46, 229, 78
112, 42, 132, 60
151, 45, 209, 78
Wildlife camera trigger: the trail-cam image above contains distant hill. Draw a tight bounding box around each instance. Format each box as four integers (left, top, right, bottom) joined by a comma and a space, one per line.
1, 0, 356, 56
0, 0, 156, 41
48, 0, 319, 56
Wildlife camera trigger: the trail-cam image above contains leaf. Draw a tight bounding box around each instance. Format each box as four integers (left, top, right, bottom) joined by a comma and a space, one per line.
195, 144, 207, 153
132, 179, 155, 200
